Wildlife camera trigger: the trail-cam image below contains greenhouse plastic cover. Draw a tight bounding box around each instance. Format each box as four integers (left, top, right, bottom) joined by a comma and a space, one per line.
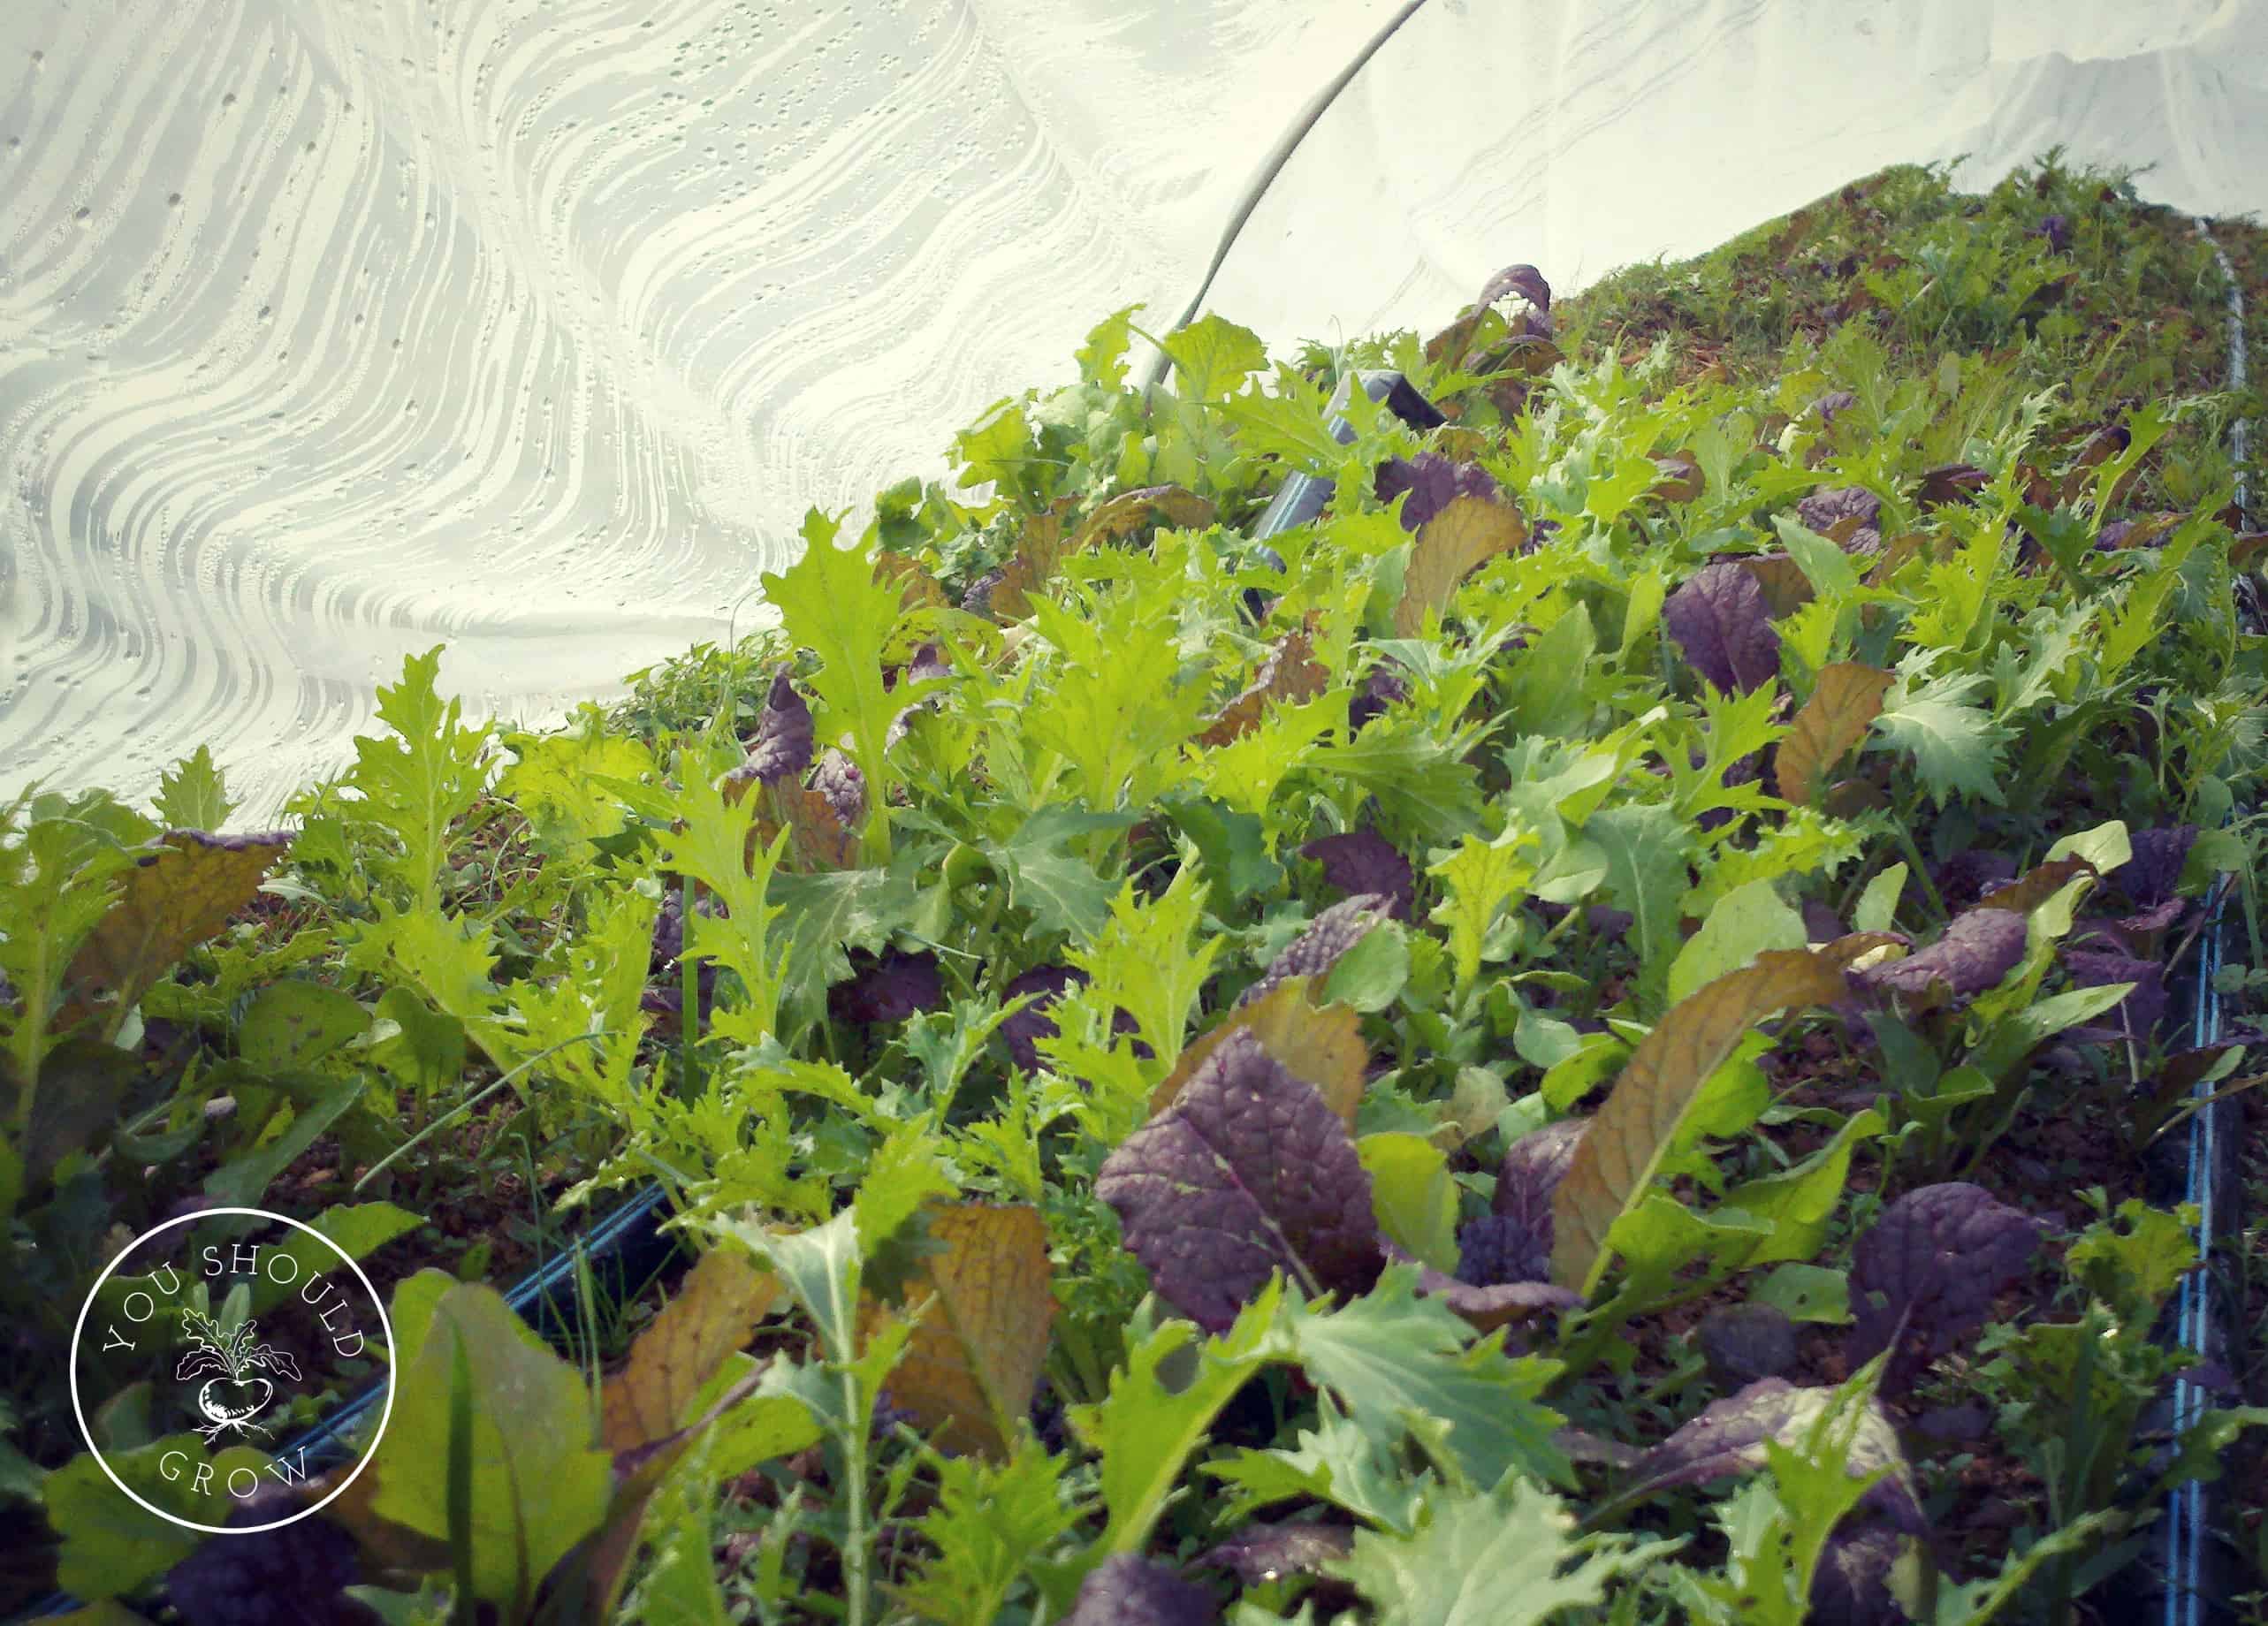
3, 0, 2264, 822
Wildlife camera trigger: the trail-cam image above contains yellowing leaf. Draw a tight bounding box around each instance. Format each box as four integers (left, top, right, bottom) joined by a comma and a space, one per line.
601, 1248, 781, 1453
1773, 664, 1894, 805
873, 550, 948, 611
1550, 945, 1876, 1295
1146, 975, 1368, 1124
752, 782, 861, 874
63, 831, 291, 1028
1070, 485, 1216, 551
865, 1203, 1054, 1460
1197, 614, 1329, 748
1393, 495, 1527, 638
985, 499, 1080, 623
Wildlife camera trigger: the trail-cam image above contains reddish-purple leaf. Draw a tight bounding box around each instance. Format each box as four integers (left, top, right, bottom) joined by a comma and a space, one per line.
1095, 1029, 1381, 1333
1807, 391, 1858, 427
1797, 486, 1882, 546
1845, 1182, 2047, 1392
1932, 850, 2019, 910
1477, 262, 1553, 313
1375, 453, 1501, 534
1239, 894, 1390, 1008
1454, 1215, 1550, 1289
1848, 908, 2028, 1008
2116, 824, 2197, 908
1298, 830, 1414, 921
811, 748, 866, 830
1065, 1554, 1219, 1626
1622, 1378, 1925, 1534
1494, 1118, 1587, 1243
1810, 1525, 1908, 1626
1663, 562, 1780, 694
999, 963, 1084, 1071
1694, 1303, 1800, 1387
1199, 1523, 1356, 1588
1347, 657, 1411, 733
828, 949, 945, 1029
737, 666, 816, 786
2061, 948, 2166, 1041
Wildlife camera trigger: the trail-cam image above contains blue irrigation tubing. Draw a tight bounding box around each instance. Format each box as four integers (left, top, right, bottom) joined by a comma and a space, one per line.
2161, 217, 2255, 1626
13, 1182, 681, 1622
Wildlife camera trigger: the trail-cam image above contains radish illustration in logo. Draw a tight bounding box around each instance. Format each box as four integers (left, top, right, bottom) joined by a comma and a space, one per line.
174, 1310, 302, 1443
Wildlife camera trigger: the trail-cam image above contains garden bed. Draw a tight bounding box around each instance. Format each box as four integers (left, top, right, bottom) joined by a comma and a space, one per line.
3, 150, 2264, 1625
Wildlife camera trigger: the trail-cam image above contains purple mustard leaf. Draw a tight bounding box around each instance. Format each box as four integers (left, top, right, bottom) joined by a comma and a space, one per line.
1808, 391, 1859, 428
1347, 664, 1409, 733
1198, 1523, 1356, 1589
1382, 1239, 1579, 1334
961, 565, 1007, 618
999, 962, 1085, 1071
1695, 748, 1764, 833
1845, 1182, 2047, 1393
2061, 948, 2166, 1042
1064, 1554, 1219, 1626
1932, 850, 2019, 910
1809, 1525, 1909, 1626
1622, 1378, 1926, 1535
1693, 1303, 1800, 1387
1802, 900, 1850, 944
1848, 907, 2028, 1008
2036, 214, 2072, 254
1663, 561, 1781, 694
2116, 898, 2188, 941
1374, 452, 1501, 533
738, 666, 816, 786
1476, 262, 1553, 314
1298, 829, 1414, 921
811, 748, 867, 831
827, 948, 945, 1029
1586, 904, 1633, 942
1495, 1119, 1587, 1238
885, 641, 952, 749
2115, 824, 2197, 908
1797, 486, 1884, 553
1914, 1403, 1992, 1444
1455, 1214, 1551, 1288
1095, 1028, 1382, 1333
1239, 893, 1391, 1007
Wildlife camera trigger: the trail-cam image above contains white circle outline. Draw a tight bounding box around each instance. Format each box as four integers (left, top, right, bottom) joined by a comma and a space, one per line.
68, 1205, 397, 1536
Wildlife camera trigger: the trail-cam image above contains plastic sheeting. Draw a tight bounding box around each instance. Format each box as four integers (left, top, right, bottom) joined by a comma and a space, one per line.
3, 0, 2264, 821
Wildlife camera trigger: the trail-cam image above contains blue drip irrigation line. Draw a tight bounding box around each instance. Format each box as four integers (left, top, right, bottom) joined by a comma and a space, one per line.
2164, 217, 2251, 1626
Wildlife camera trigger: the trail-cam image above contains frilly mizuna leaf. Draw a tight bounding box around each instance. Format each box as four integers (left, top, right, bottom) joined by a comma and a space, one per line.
1197, 614, 1329, 748
62, 830, 291, 1030
600, 1248, 780, 1453
863, 1202, 1054, 1460
1392, 493, 1528, 638
1550, 944, 1886, 1295
1774, 664, 1894, 805
1146, 975, 1368, 1125
1099, 1027, 1380, 1333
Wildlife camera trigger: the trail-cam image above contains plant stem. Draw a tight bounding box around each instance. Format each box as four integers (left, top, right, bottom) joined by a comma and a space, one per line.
839, 1364, 871, 1626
